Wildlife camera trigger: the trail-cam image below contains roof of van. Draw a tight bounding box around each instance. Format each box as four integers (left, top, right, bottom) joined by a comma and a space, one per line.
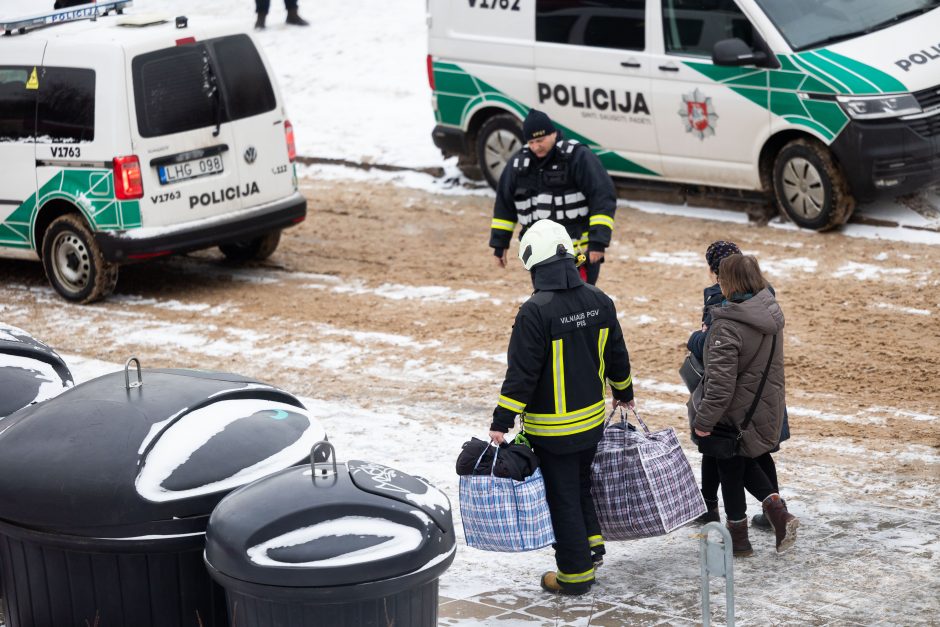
1, 10, 249, 49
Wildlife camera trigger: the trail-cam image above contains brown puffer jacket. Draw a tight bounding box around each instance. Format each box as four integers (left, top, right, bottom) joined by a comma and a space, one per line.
689, 288, 786, 458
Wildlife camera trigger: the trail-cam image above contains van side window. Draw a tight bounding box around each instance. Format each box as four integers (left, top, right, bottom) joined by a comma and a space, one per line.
36, 67, 95, 143
0, 67, 36, 142
536, 0, 645, 52
663, 0, 755, 58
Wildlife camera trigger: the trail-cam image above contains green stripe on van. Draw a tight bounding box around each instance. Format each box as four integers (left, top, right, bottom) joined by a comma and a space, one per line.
813, 49, 907, 93
432, 61, 659, 177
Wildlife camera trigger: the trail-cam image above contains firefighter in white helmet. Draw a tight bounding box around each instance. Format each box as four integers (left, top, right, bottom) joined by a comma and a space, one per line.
488, 219, 635, 595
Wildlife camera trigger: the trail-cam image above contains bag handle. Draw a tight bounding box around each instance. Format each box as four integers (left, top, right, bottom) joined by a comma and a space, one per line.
739, 334, 777, 434
630, 406, 652, 435
472, 441, 500, 476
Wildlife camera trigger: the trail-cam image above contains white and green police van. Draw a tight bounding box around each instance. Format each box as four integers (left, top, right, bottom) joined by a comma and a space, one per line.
0, 1, 305, 303
427, 0, 940, 230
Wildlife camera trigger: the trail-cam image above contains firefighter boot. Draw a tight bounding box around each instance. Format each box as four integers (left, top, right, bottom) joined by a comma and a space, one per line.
540, 571, 592, 596
762, 493, 799, 552
254, 12, 266, 29
286, 8, 309, 26
726, 519, 753, 557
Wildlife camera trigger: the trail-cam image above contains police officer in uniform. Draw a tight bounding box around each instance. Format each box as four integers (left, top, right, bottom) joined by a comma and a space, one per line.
488, 219, 635, 595
490, 109, 618, 285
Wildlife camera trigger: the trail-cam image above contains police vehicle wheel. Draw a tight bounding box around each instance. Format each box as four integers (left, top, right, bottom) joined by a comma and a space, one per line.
42, 214, 118, 304
477, 114, 524, 190
772, 138, 855, 231
219, 230, 281, 262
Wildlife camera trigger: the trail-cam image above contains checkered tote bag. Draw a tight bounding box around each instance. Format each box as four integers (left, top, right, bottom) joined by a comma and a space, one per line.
591, 409, 706, 540
459, 444, 555, 552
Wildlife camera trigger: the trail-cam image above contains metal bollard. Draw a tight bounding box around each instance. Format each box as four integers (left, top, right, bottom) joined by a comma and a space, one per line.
699, 521, 735, 627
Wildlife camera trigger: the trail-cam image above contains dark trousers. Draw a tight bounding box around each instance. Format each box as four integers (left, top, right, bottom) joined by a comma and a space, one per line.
535, 446, 600, 585
715, 455, 776, 521
701, 452, 779, 502
256, 0, 298, 13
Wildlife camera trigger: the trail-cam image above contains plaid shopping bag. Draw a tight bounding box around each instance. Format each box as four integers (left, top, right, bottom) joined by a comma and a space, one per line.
458, 444, 555, 552
591, 409, 706, 540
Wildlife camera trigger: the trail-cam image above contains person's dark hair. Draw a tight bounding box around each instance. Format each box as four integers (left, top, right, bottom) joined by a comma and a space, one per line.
718, 254, 767, 298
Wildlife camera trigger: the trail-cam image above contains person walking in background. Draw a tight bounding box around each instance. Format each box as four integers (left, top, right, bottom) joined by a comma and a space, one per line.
254, 0, 308, 29
688, 241, 791, 530
488, 219, 634, 595
489, 109, 618, 285
690, 254, 798, 556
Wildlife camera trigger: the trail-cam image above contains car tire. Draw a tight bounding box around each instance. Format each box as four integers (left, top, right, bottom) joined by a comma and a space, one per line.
772, 138, 855, 231
219, 230, 281, 262
477, 113, 524, 190
42, 214, 118, 304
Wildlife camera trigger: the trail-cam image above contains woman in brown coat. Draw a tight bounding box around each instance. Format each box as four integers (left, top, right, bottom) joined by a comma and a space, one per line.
690, 254, 798, 555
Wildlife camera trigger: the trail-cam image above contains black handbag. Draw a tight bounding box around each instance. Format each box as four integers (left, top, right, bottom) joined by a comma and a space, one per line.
679, 352, 704, 393
697, 334, 777, 459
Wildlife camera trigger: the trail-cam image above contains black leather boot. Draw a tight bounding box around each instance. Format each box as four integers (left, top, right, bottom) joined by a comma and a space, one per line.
286, 8, 309, 26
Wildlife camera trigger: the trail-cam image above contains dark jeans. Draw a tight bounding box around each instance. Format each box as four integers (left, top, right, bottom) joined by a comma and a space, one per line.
715, 455, 776, 521
701, 452, 779, 502
535, 446, 601, 584
256, 0, 298, 13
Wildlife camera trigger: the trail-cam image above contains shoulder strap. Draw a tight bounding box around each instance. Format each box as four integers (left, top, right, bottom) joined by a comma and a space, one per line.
740, 333, 777, 433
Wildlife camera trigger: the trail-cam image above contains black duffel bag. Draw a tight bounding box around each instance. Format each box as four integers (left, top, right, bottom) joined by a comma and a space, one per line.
455, 437, 539, 481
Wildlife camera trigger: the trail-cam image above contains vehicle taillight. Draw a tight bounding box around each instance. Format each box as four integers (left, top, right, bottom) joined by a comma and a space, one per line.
113, 155, 143, 200
284, 120, 297, 162
427, 54, 435, 90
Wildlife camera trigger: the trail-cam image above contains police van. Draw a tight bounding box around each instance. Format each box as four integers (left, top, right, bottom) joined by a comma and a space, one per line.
427, 0, 940, 230
0, 1, 305, 303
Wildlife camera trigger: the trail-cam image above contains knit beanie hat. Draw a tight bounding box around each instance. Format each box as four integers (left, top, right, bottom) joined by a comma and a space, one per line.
705, 240, 741, 275
522, 109, 556, 141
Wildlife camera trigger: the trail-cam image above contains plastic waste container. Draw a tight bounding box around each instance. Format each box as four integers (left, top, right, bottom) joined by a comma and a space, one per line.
204, 443, 456, 627
0, 359, 326, 627
0, 322, 72, 417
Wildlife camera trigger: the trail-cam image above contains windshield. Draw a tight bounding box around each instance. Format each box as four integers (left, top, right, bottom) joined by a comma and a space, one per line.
754, 0, 940, 51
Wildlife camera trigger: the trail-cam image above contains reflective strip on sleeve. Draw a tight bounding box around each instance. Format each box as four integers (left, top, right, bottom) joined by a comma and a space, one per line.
609, 373, 633, 390
597, 327, 609, 394
588, 534, 604, 548
497, 395, 526, 413
491, 218, 516, 232
552, 339, 566, 415
589, 214, 615, 230
557, 567, 595, 584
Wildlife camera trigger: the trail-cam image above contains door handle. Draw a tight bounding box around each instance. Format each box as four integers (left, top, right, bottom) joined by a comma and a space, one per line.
620, 61, 641, 68
658, 64, 680, 72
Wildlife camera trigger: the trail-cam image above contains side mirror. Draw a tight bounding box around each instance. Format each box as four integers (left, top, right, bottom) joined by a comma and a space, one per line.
712, 38, 768, 66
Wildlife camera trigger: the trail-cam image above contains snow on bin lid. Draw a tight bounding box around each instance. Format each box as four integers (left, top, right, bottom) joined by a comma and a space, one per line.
204, 454, 455, 590
0, 365, 325, 539
0, 323, 73, 417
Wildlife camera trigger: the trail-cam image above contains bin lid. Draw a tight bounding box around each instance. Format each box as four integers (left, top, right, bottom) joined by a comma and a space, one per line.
0, 366, 325, 538
204, 455, 455, 589
0, 323, 72, 417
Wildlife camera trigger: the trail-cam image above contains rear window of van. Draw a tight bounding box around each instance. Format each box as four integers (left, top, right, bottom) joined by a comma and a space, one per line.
132, 34, 276, 138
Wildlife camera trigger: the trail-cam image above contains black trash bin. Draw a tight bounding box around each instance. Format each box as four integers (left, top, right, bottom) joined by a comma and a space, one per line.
0, 359, 326, 627
204, 443, 456, 627
0, 322, 72, 417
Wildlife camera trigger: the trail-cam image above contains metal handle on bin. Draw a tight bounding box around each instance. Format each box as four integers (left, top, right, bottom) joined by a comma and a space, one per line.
311, 440, 338, 484
124, 357, 143, 390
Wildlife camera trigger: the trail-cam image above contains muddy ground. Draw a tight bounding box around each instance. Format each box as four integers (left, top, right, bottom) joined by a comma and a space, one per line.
0, 175, 937, 502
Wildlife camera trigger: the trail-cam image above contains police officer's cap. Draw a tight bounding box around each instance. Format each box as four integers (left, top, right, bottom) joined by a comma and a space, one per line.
523, 109, 556, 141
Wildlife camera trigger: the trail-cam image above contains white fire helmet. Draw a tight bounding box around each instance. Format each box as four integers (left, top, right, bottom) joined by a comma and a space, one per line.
519, 219, 575, 271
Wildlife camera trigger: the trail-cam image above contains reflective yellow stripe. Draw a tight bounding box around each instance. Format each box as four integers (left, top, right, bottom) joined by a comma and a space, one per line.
557, 567, 595, 584
552, 339, 565, 414
526, 400, 605, 422
589, 214, 615, 230
497, 395, 525, 413
523, 408, 605, 437
588, 535, 604, 548
597, 327, 609, 395
491, 218, 515, 232
609, 373, 632, 390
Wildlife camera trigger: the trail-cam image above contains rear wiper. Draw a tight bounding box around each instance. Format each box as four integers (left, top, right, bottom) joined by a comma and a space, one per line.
201, 46, 223, 137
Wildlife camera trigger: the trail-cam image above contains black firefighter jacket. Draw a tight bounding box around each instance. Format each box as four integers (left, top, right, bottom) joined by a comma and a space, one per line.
490, 259, 633, 455
489, 138, 617, 256
689, 288, 787, 458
